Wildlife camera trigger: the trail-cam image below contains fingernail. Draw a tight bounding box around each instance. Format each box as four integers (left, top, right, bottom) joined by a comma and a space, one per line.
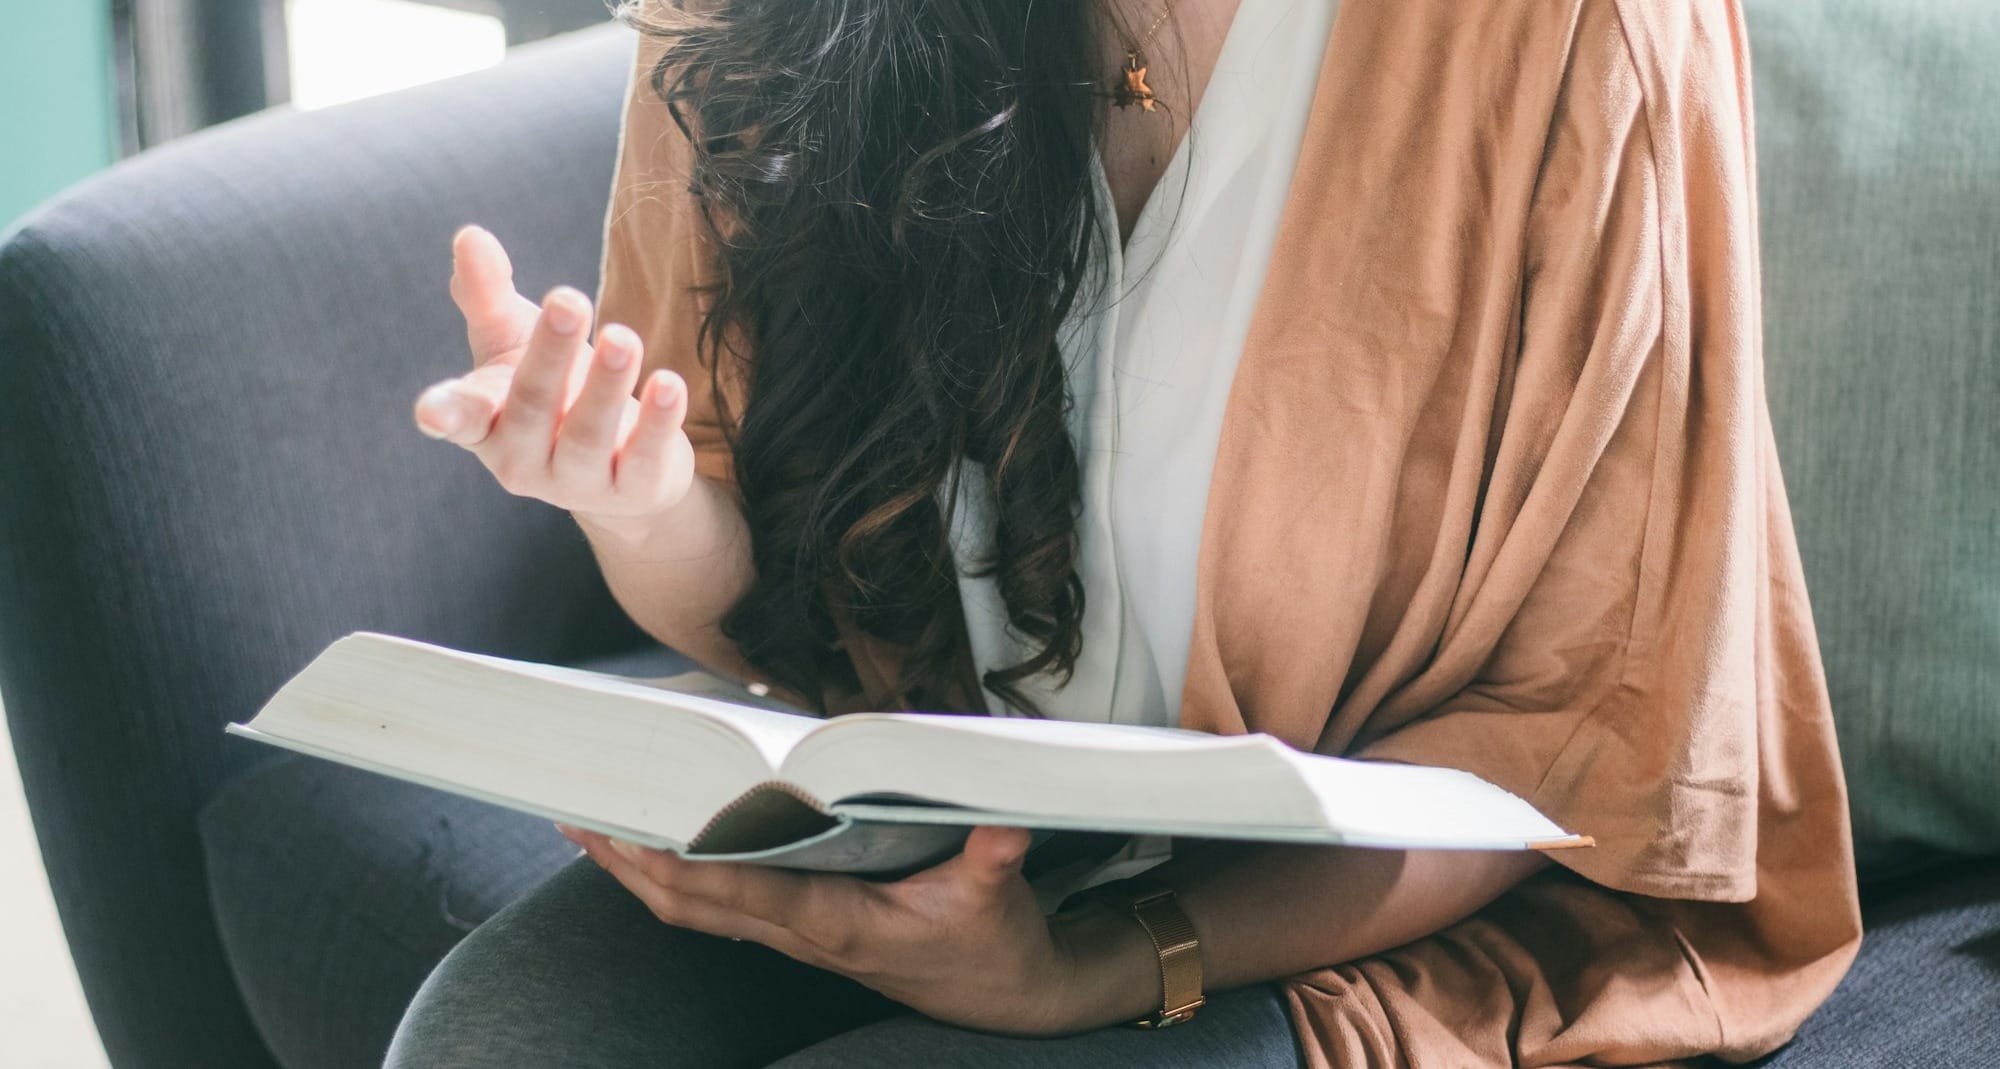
554, 821, 582, 842
601, 334, 632, 371
416, 386, 463, 437
649, 373, 676, 408
546, 290, 583, 334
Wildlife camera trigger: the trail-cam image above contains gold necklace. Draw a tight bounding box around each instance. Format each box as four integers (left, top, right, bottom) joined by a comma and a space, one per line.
1112, 0, 1175, 112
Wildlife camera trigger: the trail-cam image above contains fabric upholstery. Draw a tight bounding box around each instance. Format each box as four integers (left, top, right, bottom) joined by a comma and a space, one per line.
1752, 859, 2000, 1067
0, 24, 643, 1068
1746, 0, 2000, 874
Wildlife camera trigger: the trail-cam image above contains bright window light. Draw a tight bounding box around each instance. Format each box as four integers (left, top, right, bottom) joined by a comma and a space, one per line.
286, 0, 507, 111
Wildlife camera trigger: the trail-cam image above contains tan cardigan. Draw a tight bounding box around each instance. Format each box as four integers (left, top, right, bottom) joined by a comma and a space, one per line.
596, 0, 1863, 1062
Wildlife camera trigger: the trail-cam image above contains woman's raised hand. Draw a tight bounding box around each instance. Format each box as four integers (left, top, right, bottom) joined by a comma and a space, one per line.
413, 225, 698, 531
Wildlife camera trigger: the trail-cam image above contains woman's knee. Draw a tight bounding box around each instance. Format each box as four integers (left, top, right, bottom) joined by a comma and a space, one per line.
384, 855, 634, 1068
383, 852, 902, 1068
767, 983, 1304, 1069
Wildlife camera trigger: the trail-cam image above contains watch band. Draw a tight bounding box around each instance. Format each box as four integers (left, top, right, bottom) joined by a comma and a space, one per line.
1089, 876, 1205, 1028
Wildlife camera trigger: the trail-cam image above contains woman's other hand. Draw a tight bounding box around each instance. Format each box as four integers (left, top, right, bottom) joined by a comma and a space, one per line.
554, 823, 1165, 1037
413, 224, 698, 537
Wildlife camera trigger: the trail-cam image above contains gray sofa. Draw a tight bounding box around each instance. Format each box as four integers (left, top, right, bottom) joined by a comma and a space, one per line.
1, 5, 1993, 1068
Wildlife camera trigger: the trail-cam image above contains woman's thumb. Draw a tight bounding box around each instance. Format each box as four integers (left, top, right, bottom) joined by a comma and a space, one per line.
958, 825, 1033, 887
450, 224, 538, 366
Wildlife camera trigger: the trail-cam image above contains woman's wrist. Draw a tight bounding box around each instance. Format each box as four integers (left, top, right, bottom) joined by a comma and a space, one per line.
1043, 900, 1174, 1032
573, 507, 665, 549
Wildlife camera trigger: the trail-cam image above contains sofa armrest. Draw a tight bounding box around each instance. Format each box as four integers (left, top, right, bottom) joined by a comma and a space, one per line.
0, 22, 647, 1067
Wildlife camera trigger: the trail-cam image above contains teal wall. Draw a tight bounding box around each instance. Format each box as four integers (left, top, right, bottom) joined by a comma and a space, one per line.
1, 4, 117, 229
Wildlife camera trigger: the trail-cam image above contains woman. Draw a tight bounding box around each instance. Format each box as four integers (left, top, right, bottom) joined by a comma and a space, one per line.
390, 0, 1862, 1064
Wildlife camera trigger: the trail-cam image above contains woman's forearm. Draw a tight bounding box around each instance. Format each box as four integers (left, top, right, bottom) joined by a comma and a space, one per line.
572, 473, 760, 684
1166, 841, 1551, 990
1063, 840, 1555, 1024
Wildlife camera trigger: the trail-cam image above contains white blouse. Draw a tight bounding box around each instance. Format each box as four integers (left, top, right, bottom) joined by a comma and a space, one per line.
949, 0, 1339, 730
945, 0, 1338, 901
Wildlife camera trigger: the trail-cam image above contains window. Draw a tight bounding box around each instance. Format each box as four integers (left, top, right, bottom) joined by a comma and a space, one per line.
286, 0, 507, 111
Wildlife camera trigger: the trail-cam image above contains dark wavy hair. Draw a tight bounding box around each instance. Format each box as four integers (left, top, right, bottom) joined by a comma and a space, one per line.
613, 0, 1123, 715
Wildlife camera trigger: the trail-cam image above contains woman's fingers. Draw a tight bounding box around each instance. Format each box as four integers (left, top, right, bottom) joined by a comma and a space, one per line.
424, 251, 696, 517
485, 285, 594, 478
551, 324, 644, 478
449, 225, 539, 368
413, 362, 514, 445
603, 839, 822, 932
572, 832, 815, 958
950, 826, 1034, 890
614, 369, 692, 501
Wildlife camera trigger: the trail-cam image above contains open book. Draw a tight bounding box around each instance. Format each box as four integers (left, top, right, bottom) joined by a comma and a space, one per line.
226, 631, 1592, 876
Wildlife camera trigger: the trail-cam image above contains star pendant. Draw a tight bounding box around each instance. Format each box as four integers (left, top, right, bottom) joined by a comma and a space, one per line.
1116, 52, 1158, 112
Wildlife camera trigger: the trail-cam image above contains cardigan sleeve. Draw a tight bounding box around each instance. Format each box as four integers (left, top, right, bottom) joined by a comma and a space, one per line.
594, 24, 742, 493
1346, 0, 1846, 906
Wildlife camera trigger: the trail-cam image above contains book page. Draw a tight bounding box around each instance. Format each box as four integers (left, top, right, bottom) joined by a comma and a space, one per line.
783, 713, 1326, 832
1280, 750, 1580, 849
810, 713, 1244, 751
394, 637, 822, 768
782, 712, 1588, 850
628, 669, 813, 715
230, 632, 799, 845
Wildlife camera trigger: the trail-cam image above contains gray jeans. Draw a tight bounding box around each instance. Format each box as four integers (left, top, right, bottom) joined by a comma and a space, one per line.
383, 853, 1305, 1068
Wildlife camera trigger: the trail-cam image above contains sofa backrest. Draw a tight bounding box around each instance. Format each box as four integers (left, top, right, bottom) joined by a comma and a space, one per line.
0, 25, 643, 1068
1747, 0, 2000, 875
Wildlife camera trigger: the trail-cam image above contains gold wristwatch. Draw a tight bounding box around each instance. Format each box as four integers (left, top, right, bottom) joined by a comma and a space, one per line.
1083, 876, 1205, 1028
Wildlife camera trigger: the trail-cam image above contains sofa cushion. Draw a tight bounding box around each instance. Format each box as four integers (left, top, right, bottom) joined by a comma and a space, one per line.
1750, 858, 2000, 1067
1746, 0, 2000, 874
